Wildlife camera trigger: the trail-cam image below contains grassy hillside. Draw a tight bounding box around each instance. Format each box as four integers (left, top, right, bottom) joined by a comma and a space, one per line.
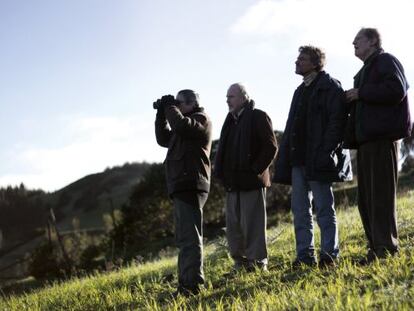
48, 162, 151, 231
2, 190, 414, 310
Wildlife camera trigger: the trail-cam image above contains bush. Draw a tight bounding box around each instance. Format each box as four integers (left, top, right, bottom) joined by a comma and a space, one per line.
79, 244, 104, 271
108, 163, 173, 259
28, 243, 66, 279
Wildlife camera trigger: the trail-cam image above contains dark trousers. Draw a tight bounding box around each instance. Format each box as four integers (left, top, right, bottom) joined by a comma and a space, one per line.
172, 191, 208, 289
357, 140, 399, 256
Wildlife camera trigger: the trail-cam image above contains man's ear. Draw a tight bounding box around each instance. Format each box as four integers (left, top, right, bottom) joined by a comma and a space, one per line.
370, 37, 378, 48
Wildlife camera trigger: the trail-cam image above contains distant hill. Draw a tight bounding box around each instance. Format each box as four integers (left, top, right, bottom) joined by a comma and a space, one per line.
0, 162, 151, 279
46, 162, 152, 232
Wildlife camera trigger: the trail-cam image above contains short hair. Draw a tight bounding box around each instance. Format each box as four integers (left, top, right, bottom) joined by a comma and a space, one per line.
177, 89, 200, 107
359, 27, 382, 49
298, 45, 326, 72
230, 83, 250, 101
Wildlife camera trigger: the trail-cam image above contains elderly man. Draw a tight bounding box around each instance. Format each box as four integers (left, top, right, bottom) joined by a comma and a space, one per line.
214, 83, 277, 272
345, 28, 411, 264
273, 46, 352, 268
155, 89, 212, 295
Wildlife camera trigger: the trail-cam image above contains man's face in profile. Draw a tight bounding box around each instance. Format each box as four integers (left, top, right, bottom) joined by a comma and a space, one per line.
226, 86, 245, 114
295, 52, 316, 76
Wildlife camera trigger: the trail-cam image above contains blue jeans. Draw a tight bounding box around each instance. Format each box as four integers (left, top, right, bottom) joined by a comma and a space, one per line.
291, 166, 339, 261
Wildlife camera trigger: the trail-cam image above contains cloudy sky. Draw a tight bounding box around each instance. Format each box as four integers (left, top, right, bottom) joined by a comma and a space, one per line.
1, 0, 413, 191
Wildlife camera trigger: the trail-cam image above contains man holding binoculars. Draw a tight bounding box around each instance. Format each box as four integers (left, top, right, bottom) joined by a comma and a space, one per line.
154, 90, 212, 296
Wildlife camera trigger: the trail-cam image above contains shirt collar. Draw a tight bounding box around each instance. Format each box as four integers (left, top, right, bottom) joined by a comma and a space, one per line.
303, 71, 319, 87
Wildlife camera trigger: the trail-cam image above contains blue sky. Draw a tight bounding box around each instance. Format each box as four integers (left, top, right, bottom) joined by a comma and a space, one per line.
1, 0, 413, 191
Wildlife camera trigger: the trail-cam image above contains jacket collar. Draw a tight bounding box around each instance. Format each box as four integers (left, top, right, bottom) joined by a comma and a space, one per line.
353, 49, 383, 81
296, 71, 331, 91
229, 99, 255, 119
244, 99, 255, 110
364, 49, 383, 65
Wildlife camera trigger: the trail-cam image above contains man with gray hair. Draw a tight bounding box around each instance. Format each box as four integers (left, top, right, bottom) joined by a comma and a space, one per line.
345, 28, 411, 264
214, 83, 277, 272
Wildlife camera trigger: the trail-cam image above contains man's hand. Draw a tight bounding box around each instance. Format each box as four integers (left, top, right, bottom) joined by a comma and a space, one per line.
161, 95, 177, 107
345, 88, 359, 103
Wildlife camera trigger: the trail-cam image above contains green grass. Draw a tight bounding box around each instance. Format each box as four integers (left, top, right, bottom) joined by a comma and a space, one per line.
2, 191, 414, 310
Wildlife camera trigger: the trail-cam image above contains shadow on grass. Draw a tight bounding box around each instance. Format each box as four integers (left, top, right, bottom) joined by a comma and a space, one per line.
1, 277, 54, 298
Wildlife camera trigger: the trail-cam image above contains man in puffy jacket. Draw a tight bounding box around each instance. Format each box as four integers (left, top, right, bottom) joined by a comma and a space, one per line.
214, 83, 277, 272
345, 28, 411, 264
155, 90, 212, 295
273, 46, 352, 268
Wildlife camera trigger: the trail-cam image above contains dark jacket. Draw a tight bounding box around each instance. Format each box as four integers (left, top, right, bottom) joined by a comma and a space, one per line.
155, 105, 212, 196
214, 100, 278, 191
273, 71, 352, 185
344, 51, 412, 148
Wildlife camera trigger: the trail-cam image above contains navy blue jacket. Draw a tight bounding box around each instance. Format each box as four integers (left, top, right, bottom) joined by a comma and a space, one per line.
273, 71, 352, 185
344, 51, 412, 148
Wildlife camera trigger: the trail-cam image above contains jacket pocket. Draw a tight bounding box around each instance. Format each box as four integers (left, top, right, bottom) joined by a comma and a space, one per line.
166, 152, 186, 181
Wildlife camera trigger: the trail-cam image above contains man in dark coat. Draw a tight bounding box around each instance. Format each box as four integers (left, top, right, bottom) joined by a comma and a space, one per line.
345, 28, 412, 264
214, 83, 277, 272
273, 46, 352, 267
155, 89, 212, 295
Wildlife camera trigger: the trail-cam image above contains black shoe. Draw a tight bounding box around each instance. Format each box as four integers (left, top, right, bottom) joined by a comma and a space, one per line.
358, 248, 398, 265
358, 256, 376, 266
357, 250, 377, 266
375, 248, 398, 259
292, 258, 317, 268
161, 273, 175, 283
234, 257, 250, 269
223, 262, 247, 278
246, 261, 268, 273
318, 257, 337, 269
172, 285, 201, 298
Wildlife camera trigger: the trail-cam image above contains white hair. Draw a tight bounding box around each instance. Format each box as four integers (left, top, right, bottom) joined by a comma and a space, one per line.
230, 83, 250, 101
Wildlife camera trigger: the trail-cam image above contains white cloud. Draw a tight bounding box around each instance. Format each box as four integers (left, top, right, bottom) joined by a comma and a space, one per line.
230, 0, 414, 58
229, 0, 414, 126
230, 0, 303, 36
0, 115, 166, 191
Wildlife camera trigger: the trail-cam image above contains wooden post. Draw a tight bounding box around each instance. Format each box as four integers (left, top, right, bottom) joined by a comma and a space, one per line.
48, 206, 72, 272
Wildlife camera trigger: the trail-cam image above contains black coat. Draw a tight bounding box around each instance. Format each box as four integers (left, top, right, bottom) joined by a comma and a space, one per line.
344, 51, 412, 148
273, 71, 352, 185
155, 105, 212, 196
214, 100, 278, 191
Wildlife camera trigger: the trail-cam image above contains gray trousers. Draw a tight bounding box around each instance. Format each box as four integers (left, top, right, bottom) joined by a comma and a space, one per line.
173, 191, 208, 288
225, 188, 268, 264
357, 140, 399, 256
